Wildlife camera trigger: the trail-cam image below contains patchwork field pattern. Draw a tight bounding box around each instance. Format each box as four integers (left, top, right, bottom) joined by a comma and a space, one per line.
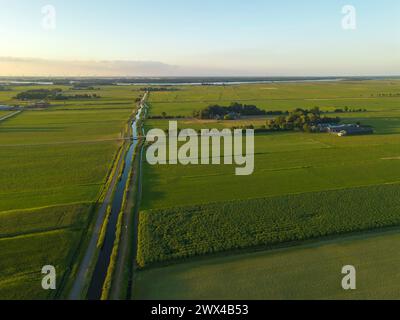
136, 80, 400, 299
0, 85, 140, 299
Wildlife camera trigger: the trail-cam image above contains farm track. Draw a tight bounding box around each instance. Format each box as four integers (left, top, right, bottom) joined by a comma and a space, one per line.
110, 138, 144, 299
69, 95, 147, 300
68, 135, 129, 300
0, 110, 22, 122
110, 101, 147, 300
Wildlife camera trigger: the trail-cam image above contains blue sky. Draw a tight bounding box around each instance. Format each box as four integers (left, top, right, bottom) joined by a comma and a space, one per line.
0, 0, 399, 76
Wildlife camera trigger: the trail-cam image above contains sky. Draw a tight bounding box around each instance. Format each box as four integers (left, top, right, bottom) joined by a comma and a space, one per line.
0, 0, 399, 76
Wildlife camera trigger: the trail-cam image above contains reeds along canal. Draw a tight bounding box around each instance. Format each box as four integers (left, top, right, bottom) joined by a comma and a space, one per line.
87, 95, 147, 300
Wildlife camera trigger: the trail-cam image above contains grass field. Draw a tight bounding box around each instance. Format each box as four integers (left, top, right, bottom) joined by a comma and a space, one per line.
134, 229, 400, 300
2, 80, 400, 299
0, 85, 139, 299
148, 80, 400, 116
0, 111, 11, 117
136, 80, 400, 299
141, 81, 400, 210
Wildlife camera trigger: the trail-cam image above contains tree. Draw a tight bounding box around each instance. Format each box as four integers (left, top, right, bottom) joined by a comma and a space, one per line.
303, 123, 311, 133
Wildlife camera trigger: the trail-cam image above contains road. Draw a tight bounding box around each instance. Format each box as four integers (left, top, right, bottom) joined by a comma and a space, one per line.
110, 137, 145, 299
68, 128, 130, 300
110, 99, 147, 299
0, 110, 22, 122
68, 143, 127, 299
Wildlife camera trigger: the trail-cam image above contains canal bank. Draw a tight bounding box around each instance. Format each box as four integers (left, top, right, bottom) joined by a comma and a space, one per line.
86, 94, 148, 300
68, 93, 147, 300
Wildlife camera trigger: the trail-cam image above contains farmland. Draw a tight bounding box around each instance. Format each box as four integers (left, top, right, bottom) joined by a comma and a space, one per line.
148, 80, 400, 117
134, 228, 400, 300
138, 184, 400, 267
135, 79, 400, 299
0, 85, 141, 299
2, 79, 400, 300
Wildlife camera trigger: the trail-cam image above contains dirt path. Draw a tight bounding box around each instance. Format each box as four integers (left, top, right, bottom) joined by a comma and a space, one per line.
110, 139, 145, 299
110, 98, 147, 300
68, 138, 128, 300
69, 95, 147, 300
0, 110, 22, 122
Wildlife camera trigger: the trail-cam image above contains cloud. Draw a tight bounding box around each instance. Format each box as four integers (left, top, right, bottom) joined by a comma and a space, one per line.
0, 57, 181, 77
0, 56, 281, 77
0, 56, 398, 77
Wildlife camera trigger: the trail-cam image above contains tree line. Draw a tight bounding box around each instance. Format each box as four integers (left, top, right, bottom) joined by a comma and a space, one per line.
15, 89, 100, 101
139, 87, 180, 92
193, 102, 268, 119
0, 86, 11, 92
265, 107, 340, 132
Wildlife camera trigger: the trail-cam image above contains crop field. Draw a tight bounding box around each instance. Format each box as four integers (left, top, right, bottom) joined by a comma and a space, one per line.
138, 183, 400, 267
0, 85, 139, 299
134, 229, 400, 300
136, 80, 400, 299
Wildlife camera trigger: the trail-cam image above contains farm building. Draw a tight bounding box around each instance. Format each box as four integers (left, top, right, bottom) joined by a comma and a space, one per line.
328, 124, 373, 136
327, 124, 358, 134
29, 101, 50, 108
335, 126, 374, 137
317, 123, 374, 136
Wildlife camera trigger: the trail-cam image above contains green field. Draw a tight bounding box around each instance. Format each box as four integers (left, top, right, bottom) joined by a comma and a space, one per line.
148, 80, 400, 117
136, 80, 400, 299
134, 229, 400, 300
2, 80, 400, 300
0, 111, 11, 117
141, 81, 400, 210
0, 85, 140, 299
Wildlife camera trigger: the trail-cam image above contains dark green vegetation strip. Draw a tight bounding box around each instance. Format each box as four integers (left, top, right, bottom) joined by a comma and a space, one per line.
137, 183, 400, 267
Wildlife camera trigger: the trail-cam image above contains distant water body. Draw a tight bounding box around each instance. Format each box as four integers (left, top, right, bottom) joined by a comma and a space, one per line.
116, 78, 347, 86
3, 79, 344, 86
0, 80, 53, 85
1, 76, 397, 86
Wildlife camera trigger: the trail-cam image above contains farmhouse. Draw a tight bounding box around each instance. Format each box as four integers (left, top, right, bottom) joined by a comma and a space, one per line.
336, 126, 374, 137
327, 124, 356, 133
29, 100, 50, 108
317, 123, 374, 136
327, 124, 373, 136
